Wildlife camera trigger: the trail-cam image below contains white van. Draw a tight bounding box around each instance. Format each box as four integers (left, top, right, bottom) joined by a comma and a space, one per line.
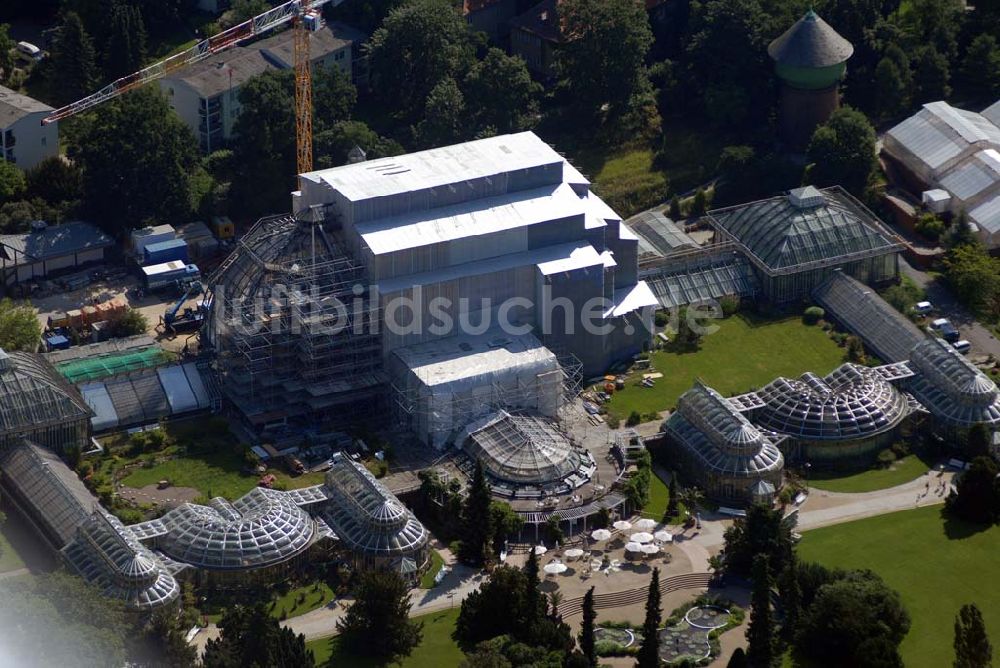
952, 340, 971, 354
15, 42, 44, 63
914, 301, 933, 315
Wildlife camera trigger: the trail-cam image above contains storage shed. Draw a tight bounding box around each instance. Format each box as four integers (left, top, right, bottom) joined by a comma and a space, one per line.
0, 221, 114, 287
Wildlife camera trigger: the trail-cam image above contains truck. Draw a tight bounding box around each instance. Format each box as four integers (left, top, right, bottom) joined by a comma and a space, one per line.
142, 261, 200, 292
143, 238, 189, 266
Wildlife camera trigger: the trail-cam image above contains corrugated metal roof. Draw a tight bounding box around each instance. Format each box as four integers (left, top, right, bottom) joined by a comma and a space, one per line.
80, 382, 119, 431
0, 221, 113, 265
970, 194, 1000, 235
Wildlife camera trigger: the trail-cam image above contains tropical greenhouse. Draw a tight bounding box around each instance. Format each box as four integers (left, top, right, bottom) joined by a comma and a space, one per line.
905, 338, 1000, 429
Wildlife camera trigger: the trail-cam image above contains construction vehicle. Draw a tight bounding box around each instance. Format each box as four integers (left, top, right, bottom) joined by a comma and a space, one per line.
43, 0, 340, 174
162, 281, 206, 333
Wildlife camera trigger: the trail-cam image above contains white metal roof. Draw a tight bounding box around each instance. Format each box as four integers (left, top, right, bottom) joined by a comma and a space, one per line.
301, 131, 577, 201
604, 280, 659, 318
970, 195, 1000, 235
536, 243, 604, 275
357, 182, 586, 255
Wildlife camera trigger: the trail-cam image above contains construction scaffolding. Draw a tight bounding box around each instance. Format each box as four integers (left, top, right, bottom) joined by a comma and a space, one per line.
203, 214, 384, 433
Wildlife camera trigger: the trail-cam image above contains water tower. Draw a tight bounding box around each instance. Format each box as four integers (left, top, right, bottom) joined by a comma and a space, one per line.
768, 10, 853, 151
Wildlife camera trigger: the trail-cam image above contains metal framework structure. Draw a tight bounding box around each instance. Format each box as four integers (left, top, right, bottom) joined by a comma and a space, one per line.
43, 0, 335, 124
905, 338, 1000, 428
293, 14, 314, 173
205, 215, 383, 431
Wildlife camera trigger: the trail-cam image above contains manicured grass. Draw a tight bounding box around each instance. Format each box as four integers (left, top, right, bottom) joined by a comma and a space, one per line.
420, 550, 446, 589
797, 505, 1000, 667
642, 470, 670, 519
271, 582, 335, 620
308, 609, 463, 668
591, 148, 669, 218
608, 313, 845, 418
808, 454, 931, 494
0, 523, 26, 573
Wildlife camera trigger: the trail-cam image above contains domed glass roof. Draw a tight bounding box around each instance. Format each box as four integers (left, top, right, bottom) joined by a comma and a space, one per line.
754, 365, 910, 441
461, 411, 587, 485
907, 338, 1000, 427
156, 488, 315, 570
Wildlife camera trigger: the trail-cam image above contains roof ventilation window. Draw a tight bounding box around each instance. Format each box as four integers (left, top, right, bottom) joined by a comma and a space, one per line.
788, 186, 826, 208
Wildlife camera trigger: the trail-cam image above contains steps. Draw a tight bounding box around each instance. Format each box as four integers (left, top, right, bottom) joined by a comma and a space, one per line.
557, 571, 713, 618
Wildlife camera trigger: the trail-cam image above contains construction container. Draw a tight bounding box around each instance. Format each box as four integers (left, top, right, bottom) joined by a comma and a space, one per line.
48, 312, 70, 329
177, 221, 220, 260
210, 216, 235, 240
44, 333, 70, 351
131, 224, 176, 256
144, 238, 189, 265
142, 261, 200, 291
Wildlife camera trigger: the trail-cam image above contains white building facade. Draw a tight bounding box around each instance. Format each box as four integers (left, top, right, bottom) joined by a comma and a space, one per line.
0, 85, 58, 170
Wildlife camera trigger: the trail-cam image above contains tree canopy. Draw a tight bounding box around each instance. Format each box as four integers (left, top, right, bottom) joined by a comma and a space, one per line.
203, 603, 314, 668
50, 12, 99, 106
806, 106, 877, 197
943, 243, 1000, 320
336, 569, 422, 663
75, 86, 198, 235
947, 456, 1000, 525
954, 603, 993, 668
0, 298, 40, 351
721, 503, 793, 578
0, 160, 26, 203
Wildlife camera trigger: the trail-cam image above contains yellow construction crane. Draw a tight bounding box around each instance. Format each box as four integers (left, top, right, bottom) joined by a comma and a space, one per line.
44, 0, 337, 174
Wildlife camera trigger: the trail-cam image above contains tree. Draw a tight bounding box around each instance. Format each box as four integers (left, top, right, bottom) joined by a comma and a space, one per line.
314, 120, 403, 170
557, 0, 653, 122
579, 587, 597, 667
204, 603, 314, 668
0, 298, 40, 351
227, 0, 271, 26
947, 210, 976, 248
25, 157, 82, 205
692, 187, 708, 216
524, 546, 543, 628
965, 424, 992, 461
913, 46, 951, 103
0, 24, 15, 83
460, 459, 494, 565
795, 571, 910, 667
138, 609, 198, 668
667, 472, 678, 518
109, 308, 148, 338
489, 500, 524, 556
747, 555, 776, 668
778, 556, 801, 641
415, 77, 466, 148
942, 243, 1000, 319
104, 2, 147, 81
946, 456, 1000, 525
720, 503, 793, 577
728, 647, 749, 668
464, 48, 540, 133
635, 568, 662, 668
806, 107, 877, 197
75, 86, 198, 235
668, 195, 682, 220
961, 34, 1000, 100
954, 603, 993, 668
336, 570, 422, 663
0, 160, 26, 202
50, 12, 99, 106
545, 514, 565, 546
367, 0, 476, 123
874, 57, 908, 120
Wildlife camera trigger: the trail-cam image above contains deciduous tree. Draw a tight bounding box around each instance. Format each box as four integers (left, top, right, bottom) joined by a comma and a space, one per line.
947, 456, 1000, 525
0, 24, 15, 82
415, 77, 466, 148
464, 48, 540, 133
954, 603, 993, 668
0, 298, 40, 351
913, 46, 951, 103
0, 161, 26, 203
806, 106, 877, 197
336, 570, 422, 663
961, 34, 1000, 99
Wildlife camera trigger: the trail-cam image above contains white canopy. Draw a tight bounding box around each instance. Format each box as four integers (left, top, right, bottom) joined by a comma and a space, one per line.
641, 543, 660, 555
613, 520, 633, 532
630, 532, 655, 544
533, 545, 547, 556
654, 530, 674, 543
564, 548, 585, 558
544, 562, 568, 575
634, 518, 657, 531
624, 541, 643, 553
590, 528, 612, 542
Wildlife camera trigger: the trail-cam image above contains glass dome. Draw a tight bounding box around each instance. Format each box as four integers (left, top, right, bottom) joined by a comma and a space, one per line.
907, 338, 1000, 427
156, 488, 315, 570
461, 411, 586, 485
753, 364, 910, 441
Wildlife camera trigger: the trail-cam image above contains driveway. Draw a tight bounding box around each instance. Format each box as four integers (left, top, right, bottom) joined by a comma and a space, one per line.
900, 256, 1000, 359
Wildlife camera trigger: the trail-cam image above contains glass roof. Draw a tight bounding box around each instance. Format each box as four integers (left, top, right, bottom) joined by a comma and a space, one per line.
317, 456, 428, 558
626, 210, 697, 260
644, 255, 758, 309
906, 338, 1000, 427
753, 364, 910, 441
709, 187, 898, 272
64, 510, 179, 611
665, 382, 785, 477
461, 410, 586, 485
153, 488, 315, 570
0, 350, 91, 435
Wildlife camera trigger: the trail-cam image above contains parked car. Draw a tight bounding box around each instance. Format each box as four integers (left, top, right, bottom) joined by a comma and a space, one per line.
930, 318, 961, 342
914, 301, 933, 315
15, 41, 45, 63
952, 340, 971, 354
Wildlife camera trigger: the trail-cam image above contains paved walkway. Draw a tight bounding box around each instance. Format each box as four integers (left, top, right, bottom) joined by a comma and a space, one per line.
0, 567, 30, 581
900, 257, 1000, 359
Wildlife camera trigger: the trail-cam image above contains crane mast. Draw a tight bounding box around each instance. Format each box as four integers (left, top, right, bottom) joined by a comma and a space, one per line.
294, 8, 314, 174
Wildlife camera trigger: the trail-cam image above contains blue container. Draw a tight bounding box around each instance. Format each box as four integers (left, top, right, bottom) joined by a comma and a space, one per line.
45, 334, 70, 351
144, 239, 188, 266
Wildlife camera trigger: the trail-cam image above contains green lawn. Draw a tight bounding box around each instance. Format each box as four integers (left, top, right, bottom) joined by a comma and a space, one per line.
272, 582, 335, 620
798, 506, 1000, 667
591, 148, 669, 218
642, 470, 670, 519
0, 523, 26, 573
307, 609, 463, 667
420, 550, 446, 589
808, 454, 931, 494
608, 313, 845, 418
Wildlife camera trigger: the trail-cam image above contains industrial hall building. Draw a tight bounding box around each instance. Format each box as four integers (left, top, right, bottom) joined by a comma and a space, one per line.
206, 132, 658, 446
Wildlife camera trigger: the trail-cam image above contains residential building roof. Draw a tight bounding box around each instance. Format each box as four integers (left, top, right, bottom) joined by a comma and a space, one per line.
0, 85, 52, 127
767, 10, 853, 68
0, 221, 114, 265
709, 187, 900, 273
509, 0, 563, 43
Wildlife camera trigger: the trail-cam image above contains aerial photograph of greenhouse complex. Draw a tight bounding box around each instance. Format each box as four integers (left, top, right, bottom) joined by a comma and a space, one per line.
1, 0, 1000, 666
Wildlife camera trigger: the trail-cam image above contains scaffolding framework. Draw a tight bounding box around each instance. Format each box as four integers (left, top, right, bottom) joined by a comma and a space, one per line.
205, 215, 384, 431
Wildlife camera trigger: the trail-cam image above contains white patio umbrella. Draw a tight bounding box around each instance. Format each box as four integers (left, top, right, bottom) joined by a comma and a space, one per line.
613, 520, 632, 532
641, 543, 660, 555
624, 541, 643, 553
543, 562, 568, 575
564, 548, 585, 559
533, 545, 548, 556
630, 532, 655, 544
634, 518, 657, 531
590, 528, 612, 542
654, 530, 674, 543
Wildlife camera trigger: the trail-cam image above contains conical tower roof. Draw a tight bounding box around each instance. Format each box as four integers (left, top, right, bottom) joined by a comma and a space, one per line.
768, 9, 853, 68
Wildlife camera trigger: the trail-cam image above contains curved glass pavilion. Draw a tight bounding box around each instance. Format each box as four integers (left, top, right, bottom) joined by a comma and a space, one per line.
906, 338, 1000, 429
753, 363, 911, 464
318, 455, 429, 580
663, 382, 785, 505
460, 410, 591, 486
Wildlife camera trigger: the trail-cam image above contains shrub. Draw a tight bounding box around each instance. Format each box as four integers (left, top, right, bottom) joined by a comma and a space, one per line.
605, 413, 621, 429
803, 306, 825, 325
877, 449, 897, 467
915, 212, 946, 241
889, 441, 910, 458
654, 310, 670, 328
625, 411, 642, 427
719, 295, 740, 317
